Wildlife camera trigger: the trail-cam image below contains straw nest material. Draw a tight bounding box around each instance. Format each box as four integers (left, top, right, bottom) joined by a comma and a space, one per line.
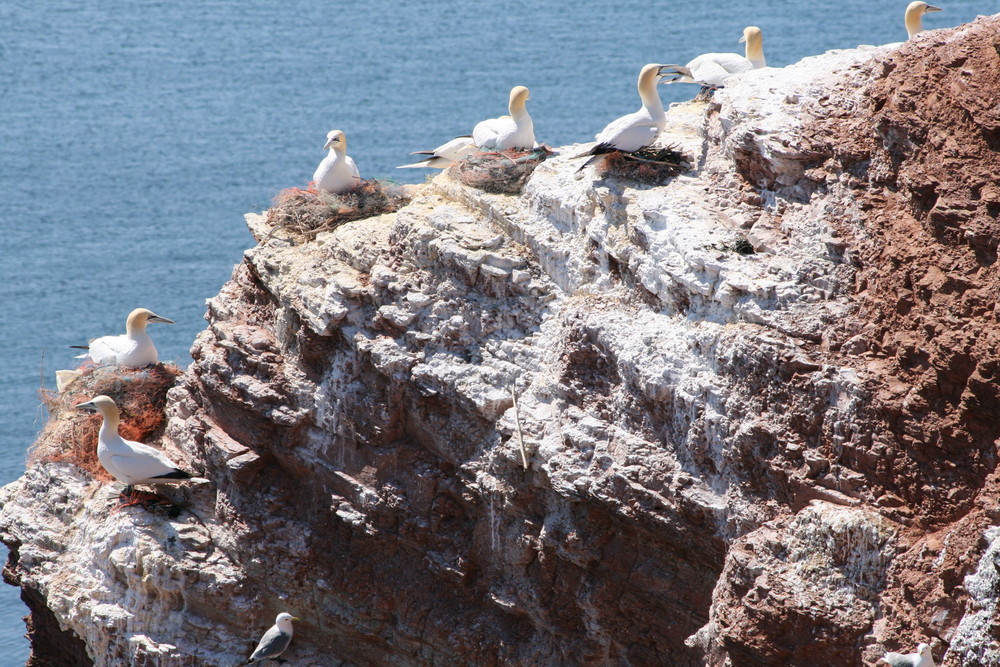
452, 147, 553, 194
599, 146, 690, 184
265, 179, 410, 241
34, 363, 182, 481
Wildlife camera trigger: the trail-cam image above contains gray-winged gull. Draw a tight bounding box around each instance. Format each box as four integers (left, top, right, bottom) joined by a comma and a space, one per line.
72, 308, 173, 368
881, 642, 936, 667
313, 130, 361, 194
76, 395, 193, 495
246, 613, 299, 664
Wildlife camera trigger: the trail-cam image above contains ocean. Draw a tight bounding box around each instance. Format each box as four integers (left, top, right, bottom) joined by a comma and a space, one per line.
0, 0, 982, 661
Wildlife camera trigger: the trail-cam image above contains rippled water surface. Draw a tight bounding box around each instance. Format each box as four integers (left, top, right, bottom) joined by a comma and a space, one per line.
0, 0, 983, 660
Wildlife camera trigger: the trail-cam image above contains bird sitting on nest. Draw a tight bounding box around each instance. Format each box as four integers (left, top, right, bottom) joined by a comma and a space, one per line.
880, 642, 936, 667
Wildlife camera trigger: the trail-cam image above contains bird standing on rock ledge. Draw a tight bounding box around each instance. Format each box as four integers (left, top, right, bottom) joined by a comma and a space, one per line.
246, 613, 299, 664
880, 642, 936, 667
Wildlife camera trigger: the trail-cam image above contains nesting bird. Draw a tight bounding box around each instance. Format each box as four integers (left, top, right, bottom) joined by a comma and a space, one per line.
76, 395, 193, 495
312, 130, 361, 194
397, 135, 476, 169
661, 26, 766, 89
472, 85, 535, 151
904, 1, 942, 39
881, 643, 935, 667
72, 308, 173, 368
246, 613, 299, 664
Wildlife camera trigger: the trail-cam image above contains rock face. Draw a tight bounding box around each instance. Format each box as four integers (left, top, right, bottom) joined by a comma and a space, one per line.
2, 15, 999, 667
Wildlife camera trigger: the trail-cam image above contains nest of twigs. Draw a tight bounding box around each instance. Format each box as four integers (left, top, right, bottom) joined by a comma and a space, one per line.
599, 145, 690, 185
265, 179, 410, 241
33, 363, 182, 481
452, 146, 553, 194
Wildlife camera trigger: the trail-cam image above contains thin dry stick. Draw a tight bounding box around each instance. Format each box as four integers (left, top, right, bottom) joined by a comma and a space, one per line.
510, 387, 528, 470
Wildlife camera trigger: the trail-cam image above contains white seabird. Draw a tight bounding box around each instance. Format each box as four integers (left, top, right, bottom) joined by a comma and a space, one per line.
72, 308, 173, 368
472, 85, 535, 151
881, 642, 935, 667
661, 26, 766, 89
575, 64, 669, 171
246, 613, 299, 664
905, 1, 942, 39
76, 395, 193, 494
397, 135, 476, 169
312, 130, 361, 194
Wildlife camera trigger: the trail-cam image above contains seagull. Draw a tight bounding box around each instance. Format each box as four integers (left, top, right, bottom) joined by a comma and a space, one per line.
71, 308, 173, 368
397, 135, 476, 169
75, 395, 193, 495
881, 642, 936, 667
905, 1, 942, 39
576, 64, 669, 170
661, 26, 766, 89
246, 613, 299, 664
312, 130, 361, 194
472, 85, 535, 151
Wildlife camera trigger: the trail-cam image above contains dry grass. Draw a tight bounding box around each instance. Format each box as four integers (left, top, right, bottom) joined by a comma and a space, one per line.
265, 180, 410, 241
452, 147, 553, 194
599, 146, 690, 185
33, 363, 182, 481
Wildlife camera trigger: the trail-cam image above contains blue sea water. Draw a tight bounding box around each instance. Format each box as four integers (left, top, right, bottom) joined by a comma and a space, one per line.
0, 0, 985, 661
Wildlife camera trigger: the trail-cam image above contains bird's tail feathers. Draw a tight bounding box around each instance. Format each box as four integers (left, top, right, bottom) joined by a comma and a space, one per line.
69, 345, 89, 350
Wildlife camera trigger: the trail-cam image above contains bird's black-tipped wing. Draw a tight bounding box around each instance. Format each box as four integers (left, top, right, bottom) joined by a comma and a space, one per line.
151, 469, 192, 480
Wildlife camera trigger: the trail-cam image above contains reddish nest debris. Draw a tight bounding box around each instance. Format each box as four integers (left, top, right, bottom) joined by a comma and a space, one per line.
34, 363, 182, 481
265, 179, 410, 241
599, 146, 690, 185
452, 146, 553, 194
112, 489, 183, 518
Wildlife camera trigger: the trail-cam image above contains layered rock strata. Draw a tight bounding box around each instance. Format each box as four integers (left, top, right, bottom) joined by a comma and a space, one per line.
2, 15, 999, 667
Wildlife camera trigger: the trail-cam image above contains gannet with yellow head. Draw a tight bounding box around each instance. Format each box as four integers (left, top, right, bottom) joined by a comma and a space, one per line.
472, 85, 535, 151
75, 395, 193, 495
72, 307, 173, 368
662, 26, 766, 89
905, 1, 942, 39
312, 130, 361, 194
576, 64, 669, 169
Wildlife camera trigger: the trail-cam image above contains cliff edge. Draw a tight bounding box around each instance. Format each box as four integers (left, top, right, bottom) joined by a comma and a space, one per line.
3, 15, 999, 667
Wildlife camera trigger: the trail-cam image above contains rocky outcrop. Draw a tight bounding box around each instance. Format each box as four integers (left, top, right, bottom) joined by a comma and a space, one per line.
2, 14, 999, 667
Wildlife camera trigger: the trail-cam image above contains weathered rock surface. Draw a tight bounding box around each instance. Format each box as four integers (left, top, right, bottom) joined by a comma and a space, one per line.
2, 14, 999, 667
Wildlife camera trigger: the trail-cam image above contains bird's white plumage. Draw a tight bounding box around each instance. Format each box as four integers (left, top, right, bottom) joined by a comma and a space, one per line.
662, 26, 766, 88
472, 86, 534, 151
76, 308, 172, 368
881, 643, 936, 667
246, 613, 297, 664
78, 396, 190, 487
397, 135, 476, 169
592, 64, 667, 153
313, 130, 361, 194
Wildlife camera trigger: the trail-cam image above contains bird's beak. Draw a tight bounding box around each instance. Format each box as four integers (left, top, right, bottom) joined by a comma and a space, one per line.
323, 139, 337, 150
925, 4, 942, 11
291, 617, 301, 622
76, 401, 97, 413
739, 35, 747, 44
148, 315, 174, 324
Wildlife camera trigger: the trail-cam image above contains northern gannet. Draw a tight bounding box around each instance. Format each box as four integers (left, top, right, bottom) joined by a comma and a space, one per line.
76, 395, 193, 494
881, 643, 935, 667
246, 613, 299, 664
313, 130, 361, 194
472, 85, 535, 151
72, 308, 173, 368
905, 1, 942, 39
397, 135, 476, 169
577, 64, 669, 169
662, 26, 766, 89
